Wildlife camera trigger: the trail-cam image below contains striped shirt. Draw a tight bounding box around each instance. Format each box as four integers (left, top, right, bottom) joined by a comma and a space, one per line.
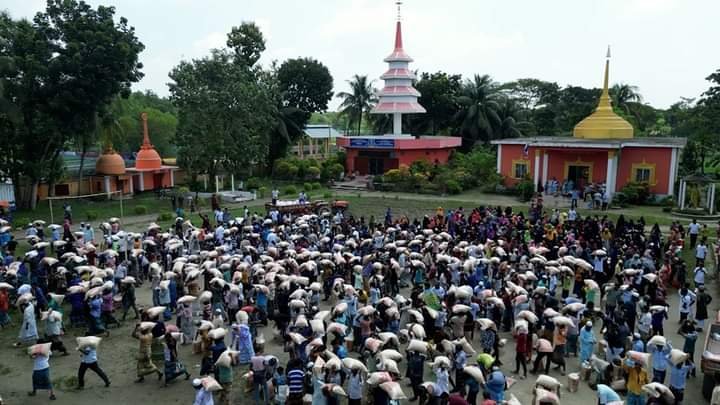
287, 369, 305, 394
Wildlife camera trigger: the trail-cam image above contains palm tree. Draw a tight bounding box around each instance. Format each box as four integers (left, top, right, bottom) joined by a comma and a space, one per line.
494, 97, 527, 139
454, 74, 502, 147
337, 75, 376, 135
610, 83, 642, 115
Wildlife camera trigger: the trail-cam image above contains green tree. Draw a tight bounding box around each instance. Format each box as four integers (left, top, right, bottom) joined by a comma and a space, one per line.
277, 57, 333, 115
337, 74, 376, 135
169, 49, 275, 184
226, 22, 265, 67
454, 74, 502, 149
501, 78, 560, 136
610, 83, 642, 115
0, 1, 143, 208
554, 86, 601, 135
409, 71, 461, 135
270, 57, 334, 166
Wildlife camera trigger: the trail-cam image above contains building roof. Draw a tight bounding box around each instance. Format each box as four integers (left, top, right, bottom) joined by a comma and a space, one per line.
135, 112, 163, 170
491, 136, 686, 149
304, 124, 341, 139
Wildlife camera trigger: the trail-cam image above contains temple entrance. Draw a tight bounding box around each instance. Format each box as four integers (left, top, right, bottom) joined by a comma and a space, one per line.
368, 158, 385, 175
567, 164, 591, 187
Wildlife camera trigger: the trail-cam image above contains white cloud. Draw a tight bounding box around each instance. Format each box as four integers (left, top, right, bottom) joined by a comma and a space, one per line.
192, 31, 227, 54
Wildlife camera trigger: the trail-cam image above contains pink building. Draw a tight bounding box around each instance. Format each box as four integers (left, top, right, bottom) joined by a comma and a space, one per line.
337, 3, 460, 175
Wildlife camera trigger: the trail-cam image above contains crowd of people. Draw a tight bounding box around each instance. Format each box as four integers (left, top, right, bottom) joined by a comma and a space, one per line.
0, 194, 718, 405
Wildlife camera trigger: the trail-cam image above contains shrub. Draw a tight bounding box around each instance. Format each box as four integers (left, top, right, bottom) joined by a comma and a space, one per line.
311, 182, 322, 190
303, 182, 313, 192
283, 185, 298, 196
327, 163, 344, 180
177, 186, 190, 195
323, 191, 333, 199
157, 212, 173, 222
515, 178, 535, 202
257, 186, 268, 198
619, 182, 651, 204
274, 160, 298, 180
445, 179, 462, 195
306, 166, 321, 179
85, 210, 98, 221
245, 177, 262, 190
133, 205, 148, 215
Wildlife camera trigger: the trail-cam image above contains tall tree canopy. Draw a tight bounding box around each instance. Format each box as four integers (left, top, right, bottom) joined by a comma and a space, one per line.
170, 23, 277, 182
277, 57, 333, 116
409, 71, 461, 135
0, 0, 144, 208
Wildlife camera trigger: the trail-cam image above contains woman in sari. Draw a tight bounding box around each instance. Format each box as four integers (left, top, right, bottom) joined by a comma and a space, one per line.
231, 311, 254, 365
131, 324, 163, 383
178, 301, 195, 345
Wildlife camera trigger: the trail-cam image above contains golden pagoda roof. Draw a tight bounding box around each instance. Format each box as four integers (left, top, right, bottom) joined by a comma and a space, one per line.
573, 50, 633, 139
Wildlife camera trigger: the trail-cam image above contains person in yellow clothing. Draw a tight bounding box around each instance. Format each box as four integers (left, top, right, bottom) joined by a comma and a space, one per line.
622, 357, 649, 405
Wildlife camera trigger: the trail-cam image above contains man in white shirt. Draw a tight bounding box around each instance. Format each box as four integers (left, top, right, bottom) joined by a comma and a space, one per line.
688, 219, 700, 248
696, 240, 708, 267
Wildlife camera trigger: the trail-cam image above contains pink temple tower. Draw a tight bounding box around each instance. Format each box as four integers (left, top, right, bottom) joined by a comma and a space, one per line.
371, 1, 426, 135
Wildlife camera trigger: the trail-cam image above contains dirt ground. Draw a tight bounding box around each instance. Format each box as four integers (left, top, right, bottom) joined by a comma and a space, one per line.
0, 273, 718, 405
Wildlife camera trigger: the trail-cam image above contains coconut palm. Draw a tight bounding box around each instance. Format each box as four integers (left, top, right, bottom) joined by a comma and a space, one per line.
610, 83, 642, 115
454, 74, 502, 148
337, 74, 376, 135
494, 97, 527, 139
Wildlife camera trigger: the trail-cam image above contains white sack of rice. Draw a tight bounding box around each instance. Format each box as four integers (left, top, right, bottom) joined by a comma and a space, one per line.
380, 381, 407, 400
76, 336, 102, 350
407, 339, 429, 354
463, 366, 486, 384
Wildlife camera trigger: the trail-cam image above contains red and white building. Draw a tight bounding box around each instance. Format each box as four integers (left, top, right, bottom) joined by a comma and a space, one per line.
337, 3, 461, 175
492, 56, 685, 198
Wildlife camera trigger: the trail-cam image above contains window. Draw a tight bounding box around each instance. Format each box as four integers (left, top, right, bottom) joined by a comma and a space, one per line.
630, 161, 656, 185
512, 160, 529, 179
635, 168, 652, 183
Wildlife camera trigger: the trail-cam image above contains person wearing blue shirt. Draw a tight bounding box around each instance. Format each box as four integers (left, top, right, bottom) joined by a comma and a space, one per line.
77, 346, 110, 388
485, 366, 506, 401
668, 358, 694, 404
649, 342, 672, 383
596, 383, 621, 404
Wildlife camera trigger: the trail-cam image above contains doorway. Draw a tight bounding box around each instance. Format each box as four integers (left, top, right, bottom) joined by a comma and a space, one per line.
567, 164, 591, 187
368, 158, 385, 175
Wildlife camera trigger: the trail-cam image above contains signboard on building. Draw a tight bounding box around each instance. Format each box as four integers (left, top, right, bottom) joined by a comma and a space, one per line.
349, 138, 396, 148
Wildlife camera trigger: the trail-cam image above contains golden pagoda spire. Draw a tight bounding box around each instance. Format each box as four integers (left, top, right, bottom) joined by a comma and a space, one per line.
573, 46, 633, 139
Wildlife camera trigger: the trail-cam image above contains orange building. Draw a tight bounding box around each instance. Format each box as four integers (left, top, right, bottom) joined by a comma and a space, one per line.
94, 112, 177, 196
492, 52, 685, 198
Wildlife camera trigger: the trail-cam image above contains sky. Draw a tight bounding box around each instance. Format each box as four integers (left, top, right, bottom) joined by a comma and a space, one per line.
4, 0, 720, 110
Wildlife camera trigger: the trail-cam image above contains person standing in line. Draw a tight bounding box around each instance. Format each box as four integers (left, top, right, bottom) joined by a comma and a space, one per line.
688, 219, 700, 249
695, 286, 712, 330
695, 238, 708, 267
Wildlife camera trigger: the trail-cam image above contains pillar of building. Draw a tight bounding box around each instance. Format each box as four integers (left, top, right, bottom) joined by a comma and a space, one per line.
231, 174, 235, 191
669, 147, 678, 196
542, 151, 549, 188
393, 113, 402, 135
679, 180, 686, 210
496, 144, 502, 174
129, 175, 134, 194
533, 149, 541, 191
170, 170, 175, 187
215, 176, 220, 193
139, 173, 145, 192
104, 176, 111, 198
606, 150, 618, 200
